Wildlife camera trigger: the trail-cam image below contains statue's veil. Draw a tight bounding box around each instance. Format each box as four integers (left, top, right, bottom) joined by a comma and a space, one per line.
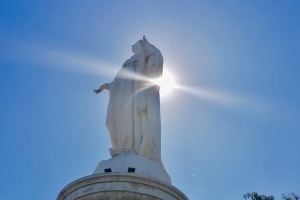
141, 43, 163, 166
146, 43, 163, 78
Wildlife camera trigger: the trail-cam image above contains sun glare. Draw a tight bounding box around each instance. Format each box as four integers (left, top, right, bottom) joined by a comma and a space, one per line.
153, 70, 176, 96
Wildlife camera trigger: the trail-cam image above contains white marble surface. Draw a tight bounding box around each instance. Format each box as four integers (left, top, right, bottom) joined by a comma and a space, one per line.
93, 154, 171, 184
57, 173, 188, 200
94, 36, 164, 164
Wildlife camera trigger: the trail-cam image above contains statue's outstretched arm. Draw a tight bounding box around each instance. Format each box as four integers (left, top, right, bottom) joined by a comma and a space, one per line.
93, 83, 110, 94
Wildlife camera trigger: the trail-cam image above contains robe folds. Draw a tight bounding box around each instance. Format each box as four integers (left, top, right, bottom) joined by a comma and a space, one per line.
105, 46, 163, 164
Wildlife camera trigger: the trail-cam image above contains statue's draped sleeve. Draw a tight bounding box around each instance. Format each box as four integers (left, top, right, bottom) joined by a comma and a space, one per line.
140, 45, 163, 165
105, 45, 164, 165
106, 80, 118, 149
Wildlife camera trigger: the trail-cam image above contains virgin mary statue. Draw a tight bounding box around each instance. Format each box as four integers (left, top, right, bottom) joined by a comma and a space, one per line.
94, 36, 163, 165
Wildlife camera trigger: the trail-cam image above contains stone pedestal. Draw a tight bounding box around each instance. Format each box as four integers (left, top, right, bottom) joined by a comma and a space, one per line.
57, 173, 188, 200
93, 154, 171, 184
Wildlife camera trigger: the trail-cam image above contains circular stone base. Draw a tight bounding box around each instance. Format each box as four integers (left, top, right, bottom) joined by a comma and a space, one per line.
93, 154, 171, 184
57, 173, 188, 200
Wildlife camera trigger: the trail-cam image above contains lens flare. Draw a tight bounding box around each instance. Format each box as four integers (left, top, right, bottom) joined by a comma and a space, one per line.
152, 70, 176, 96
24, 46, 265, 111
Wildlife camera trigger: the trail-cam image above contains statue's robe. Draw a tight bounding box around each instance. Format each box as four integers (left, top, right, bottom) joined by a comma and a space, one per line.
105, 46, 163, 164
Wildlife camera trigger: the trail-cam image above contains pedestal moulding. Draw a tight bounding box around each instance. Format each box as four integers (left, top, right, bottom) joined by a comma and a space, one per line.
57, 173, 188, 200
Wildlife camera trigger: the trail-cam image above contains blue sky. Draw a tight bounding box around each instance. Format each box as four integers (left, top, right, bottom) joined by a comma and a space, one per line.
1, 1, 300, 199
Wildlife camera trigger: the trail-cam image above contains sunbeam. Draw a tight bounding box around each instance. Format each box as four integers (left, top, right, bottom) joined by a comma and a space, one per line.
22, 46, 268, 111
174, 84, 271, 113
25, 46, 179, 97
26, 46, 119, 77
175, 85, 244, 106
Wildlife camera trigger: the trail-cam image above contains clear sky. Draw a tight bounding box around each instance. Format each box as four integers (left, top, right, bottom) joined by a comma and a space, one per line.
0, 1, 300, 199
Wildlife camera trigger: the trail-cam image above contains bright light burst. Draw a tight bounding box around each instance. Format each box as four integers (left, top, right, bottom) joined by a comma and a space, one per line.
25, 46, 263, 110
153, 70, 176, 96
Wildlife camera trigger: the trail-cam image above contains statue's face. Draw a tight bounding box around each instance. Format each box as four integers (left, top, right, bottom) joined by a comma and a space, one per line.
132, 41, 142, 54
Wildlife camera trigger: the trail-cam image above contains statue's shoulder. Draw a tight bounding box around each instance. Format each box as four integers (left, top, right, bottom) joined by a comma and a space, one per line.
122, 52, 147, 67
131, 52, 145, 60
122, 56, 135, 67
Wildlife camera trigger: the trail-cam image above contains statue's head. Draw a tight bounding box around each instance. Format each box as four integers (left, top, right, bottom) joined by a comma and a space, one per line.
131, 40, 142, 54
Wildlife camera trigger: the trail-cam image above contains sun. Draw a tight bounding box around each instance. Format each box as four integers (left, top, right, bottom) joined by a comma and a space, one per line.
152, 70, 176, 96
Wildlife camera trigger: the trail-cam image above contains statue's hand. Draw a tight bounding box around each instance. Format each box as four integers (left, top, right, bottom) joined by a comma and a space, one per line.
142, 35, 149, 43
140, 36, 154, 57
93, 88, 102, 94
140, 39, 150, 51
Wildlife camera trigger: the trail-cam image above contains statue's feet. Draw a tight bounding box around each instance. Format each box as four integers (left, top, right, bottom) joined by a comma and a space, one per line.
109, 148, 122, 157
109, 148, 139, 157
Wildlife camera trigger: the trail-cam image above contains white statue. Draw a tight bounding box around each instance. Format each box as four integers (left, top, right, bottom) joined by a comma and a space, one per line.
94, 36, 163, 165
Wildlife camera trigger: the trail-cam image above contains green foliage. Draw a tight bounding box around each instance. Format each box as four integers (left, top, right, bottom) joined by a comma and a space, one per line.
244, 192, 299, 200
244, 192, 275, 200
281, 193, 300, 200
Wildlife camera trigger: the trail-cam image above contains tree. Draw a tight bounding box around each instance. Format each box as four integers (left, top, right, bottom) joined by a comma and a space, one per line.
282, 193, 300, 200
244, 192, 275, 200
